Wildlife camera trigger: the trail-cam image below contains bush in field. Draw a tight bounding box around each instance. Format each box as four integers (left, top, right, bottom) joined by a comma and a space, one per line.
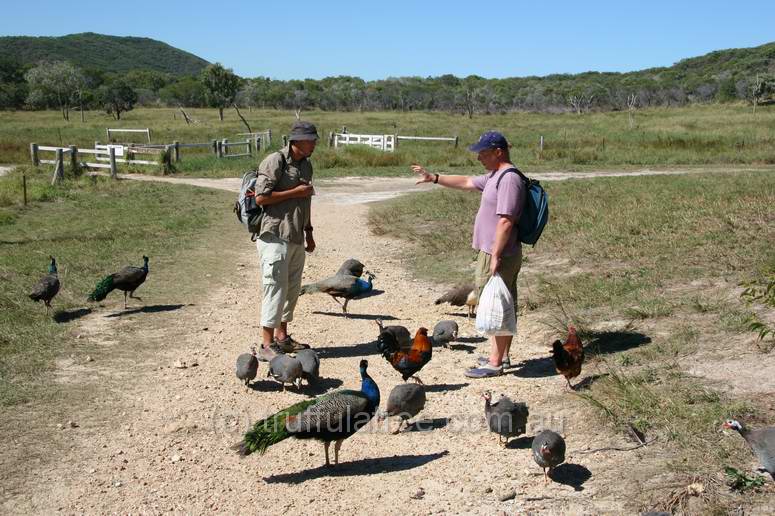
24, 61, 85, 121
200, 63, 240, 121
97, 79, 137, 120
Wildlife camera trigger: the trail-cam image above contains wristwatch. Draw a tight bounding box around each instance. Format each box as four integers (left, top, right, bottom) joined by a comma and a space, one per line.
434, 174, 439, 184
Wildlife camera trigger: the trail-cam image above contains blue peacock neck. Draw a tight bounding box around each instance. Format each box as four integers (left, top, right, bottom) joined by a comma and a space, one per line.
360, 371, 380, 410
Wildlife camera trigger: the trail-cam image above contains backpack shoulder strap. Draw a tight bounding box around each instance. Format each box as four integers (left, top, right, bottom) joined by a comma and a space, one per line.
495, 167, 528, 189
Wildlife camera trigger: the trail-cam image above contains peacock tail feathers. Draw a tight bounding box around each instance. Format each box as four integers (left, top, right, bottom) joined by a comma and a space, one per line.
88, 275, 114, 302
234, 397, 318, 456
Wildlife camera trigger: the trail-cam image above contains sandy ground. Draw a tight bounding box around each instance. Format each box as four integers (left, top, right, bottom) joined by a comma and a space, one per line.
3, 169, 773, 515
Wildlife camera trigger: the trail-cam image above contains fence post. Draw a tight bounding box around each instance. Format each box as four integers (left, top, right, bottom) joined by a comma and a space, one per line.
163, 145, 172, 174
109, 146, 117, 179
342, 126, 347, 134
106, 128, 111, 141
212, 139, 218, 155
146, 128, 152, 143
216, 140, 223, 158
222, 138, 229, 156
95, 140, 100, 150
454, 136, 459, 148
69, 145, 78, 172
22, 173, 27, 206
282, 135, 288, 147
173, 141, 180, 162
254, 135, 260, 152
267, 129, 272, 147
30, 143, 39, 166
52, 148, 64, 184
246, 139, 253, 156
328, 132, 334, 147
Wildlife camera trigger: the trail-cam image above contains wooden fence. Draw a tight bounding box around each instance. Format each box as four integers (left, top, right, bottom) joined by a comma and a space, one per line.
30, 142, 171, 181
396, 135, 459, 148
332, 132, 396, 152
237, 129, 272, 151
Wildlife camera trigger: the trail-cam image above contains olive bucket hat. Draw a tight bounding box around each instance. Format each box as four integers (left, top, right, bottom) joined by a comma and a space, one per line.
288, 120, 319, 141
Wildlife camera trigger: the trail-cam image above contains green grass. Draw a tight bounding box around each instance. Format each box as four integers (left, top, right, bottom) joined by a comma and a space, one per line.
1, 104, 775, 177
0, 166, 238, 406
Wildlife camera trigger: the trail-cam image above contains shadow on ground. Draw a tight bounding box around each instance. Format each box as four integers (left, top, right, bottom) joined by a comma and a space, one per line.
105, 304, 188, 318
550, 463, 592, 491
316, 340, 381, 359
54, 308, 92, 323
264, 450, 449, 484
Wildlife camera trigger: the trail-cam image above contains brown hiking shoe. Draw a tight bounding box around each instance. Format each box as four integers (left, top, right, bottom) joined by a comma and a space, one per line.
258, 343, 282, 362
274, 335, 310, 352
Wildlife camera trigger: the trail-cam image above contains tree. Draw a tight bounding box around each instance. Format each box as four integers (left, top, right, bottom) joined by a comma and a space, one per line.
25, 61, 85, 121
749, 74, 774, 114
0, 58, 27, 110
159, 76, 207, 107
200, 63, 240, 121
97, 80, 137, 120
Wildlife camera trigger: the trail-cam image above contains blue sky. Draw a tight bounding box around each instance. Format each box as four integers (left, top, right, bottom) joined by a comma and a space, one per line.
3, 0, 774, 80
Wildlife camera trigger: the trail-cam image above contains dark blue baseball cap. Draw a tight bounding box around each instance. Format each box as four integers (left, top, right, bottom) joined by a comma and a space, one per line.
468, 131, 509, 152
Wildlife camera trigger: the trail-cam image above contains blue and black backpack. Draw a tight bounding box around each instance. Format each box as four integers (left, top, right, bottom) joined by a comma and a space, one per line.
495, 167, 549, 246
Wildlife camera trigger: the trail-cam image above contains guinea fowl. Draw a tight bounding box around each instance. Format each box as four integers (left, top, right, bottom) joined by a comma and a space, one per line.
483, 391, 529, 446
88, 255, 149, 309
235, 347, 259, 388
722, 419, 775, 479
234, 359, 380, 467
28, 256, 60, 314
295, 349, 320, 385
432, 320, 459, 348
532, 430, 566, 482
435, 283, 478, 318
375, 319, 412, 352
382, 383, 426, 434
377, 327, 432, 384
552, 325, 584, 390
268, 354, 304, 391
300, 270, 375, 315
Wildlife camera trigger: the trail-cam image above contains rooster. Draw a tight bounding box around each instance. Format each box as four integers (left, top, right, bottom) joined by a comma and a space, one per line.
377, 327, 432, 385
551, 325, 584, 390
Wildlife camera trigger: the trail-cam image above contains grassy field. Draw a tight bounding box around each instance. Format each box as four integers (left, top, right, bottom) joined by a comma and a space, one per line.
0, 104, 774, 177
0, 166, 239, 406
369, 170, 775, 510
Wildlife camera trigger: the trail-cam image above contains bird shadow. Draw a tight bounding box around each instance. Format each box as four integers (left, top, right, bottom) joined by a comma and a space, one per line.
248, 379, 287, 393
424, 383, 469, 393
263, 450, 449, 484
316, 340, 381, 359
406, 417, 449, 432
455, 336, 487, 344
444, 312, 475, 319
303, 377, 345, 396
505, 435, 533, 450
53, 308, 92, 323
312, 311, 397, 321
584, 330, 651, 357
549, 463, 592, 491
446, 343, 477, 353
573, 374, 609, 391
105, 304, 187, 318
512, 357, 556, 378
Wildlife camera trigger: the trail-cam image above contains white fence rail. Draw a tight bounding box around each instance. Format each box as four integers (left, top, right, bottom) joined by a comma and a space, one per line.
333, 133, 395, 152
397, 135, 459, 147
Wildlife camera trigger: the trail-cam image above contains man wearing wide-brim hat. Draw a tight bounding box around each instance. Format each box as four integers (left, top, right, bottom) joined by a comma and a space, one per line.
254, 120, 319, 361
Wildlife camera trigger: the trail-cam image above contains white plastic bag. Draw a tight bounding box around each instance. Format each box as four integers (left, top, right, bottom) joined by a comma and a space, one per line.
475, 273, 517, 336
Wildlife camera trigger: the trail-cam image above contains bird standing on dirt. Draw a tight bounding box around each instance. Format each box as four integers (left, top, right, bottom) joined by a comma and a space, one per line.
336, 258, 365, 278
375, 319, 412, 351
432, 320, 459, 348
483, 391, 529, 446
532, 430, 566, 482
435, 283, 478, 318
29, 256, 60, 314
295, 348, 320, 385
234, 359, 380, 467
235, 347, 259, 388
382, 383, 426, 434
300, 270, 375, 315
88, 256, 149, 309
722, 419, 775, 479
552, 325, 584, 390
377, 327, 433, 384
268, 354, 304, 391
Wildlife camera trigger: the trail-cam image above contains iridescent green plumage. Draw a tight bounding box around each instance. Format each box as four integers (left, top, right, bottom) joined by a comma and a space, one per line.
88, 275, 114, 302
235, 397, 318, 456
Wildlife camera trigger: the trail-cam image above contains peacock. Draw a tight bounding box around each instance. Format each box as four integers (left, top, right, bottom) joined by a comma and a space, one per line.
234, 359, 380, 467
299, 270, 376, 316
88, 256, 149, 309
28, 256, 60, 314
336, 258, 364, 278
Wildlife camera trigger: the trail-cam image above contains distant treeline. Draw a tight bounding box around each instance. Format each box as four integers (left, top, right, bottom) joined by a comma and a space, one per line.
2, 41, 774, 117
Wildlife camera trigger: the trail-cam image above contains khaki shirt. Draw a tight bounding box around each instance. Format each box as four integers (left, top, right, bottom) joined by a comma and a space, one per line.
255, 146, 313, 245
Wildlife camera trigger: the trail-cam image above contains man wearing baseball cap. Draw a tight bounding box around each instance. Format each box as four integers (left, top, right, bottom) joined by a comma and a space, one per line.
254, 120, 319, 361
412, 131, 526, 378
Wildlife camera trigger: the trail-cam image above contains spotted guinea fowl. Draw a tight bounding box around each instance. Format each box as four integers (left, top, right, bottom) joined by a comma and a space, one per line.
375, 319, 412, 352
722, 419, 775, 479
88, 255, 149, 308
483, 391, 529, 446
295, 348, 320, 385
299, 270, 375, 315
432, 320, 459, 348
532, 430, 566, 482
377, 327, 432, 384
268, 354, 304, 391
552, 325, 584, 390
29, 256, 60, 314
234, 359, 380, 467
435, 283, 477, 318
382, 383, 426, 434
235, 347, 258, 388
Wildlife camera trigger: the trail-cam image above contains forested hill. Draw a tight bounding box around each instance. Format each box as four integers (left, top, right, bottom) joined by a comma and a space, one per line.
0, 32, 210, 75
